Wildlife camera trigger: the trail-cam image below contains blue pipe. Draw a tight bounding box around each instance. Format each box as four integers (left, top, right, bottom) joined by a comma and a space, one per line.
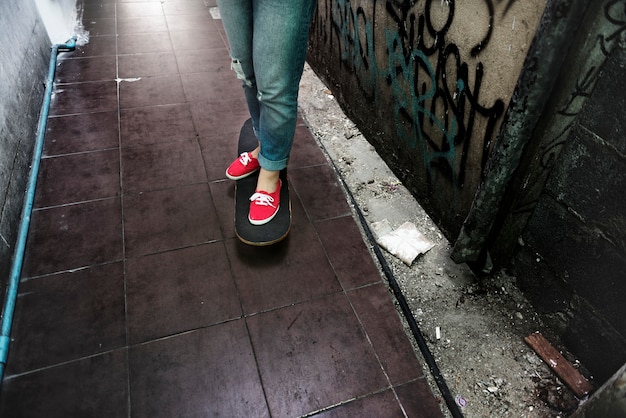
0, 37, 76, 383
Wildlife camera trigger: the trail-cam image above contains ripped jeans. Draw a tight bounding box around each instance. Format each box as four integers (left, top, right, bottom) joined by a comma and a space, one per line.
217, 0, 317, 171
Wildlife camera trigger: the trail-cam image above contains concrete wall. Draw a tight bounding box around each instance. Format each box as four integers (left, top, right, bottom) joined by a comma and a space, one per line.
307, 0, 546, 238
0, 1, 50, 293
512, 42, 626, 383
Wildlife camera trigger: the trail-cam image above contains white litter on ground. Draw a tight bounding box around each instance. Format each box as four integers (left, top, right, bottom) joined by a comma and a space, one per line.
371, 219, 435, 266
209, 6, 221, 19
115, 77, 141, 83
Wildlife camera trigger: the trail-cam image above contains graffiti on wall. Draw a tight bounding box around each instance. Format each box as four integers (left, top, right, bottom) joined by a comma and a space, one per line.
539, 0, 626, 170
316, 0, 518, 188
455, 0, 626, 262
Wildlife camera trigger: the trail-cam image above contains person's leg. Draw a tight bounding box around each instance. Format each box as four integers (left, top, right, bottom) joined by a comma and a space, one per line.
216, 0, 261, 137
252, 0, 317, 193
219, 0, 263, 184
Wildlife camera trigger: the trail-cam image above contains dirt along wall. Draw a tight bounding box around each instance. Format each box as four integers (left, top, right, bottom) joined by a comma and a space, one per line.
307, 0, 547, 238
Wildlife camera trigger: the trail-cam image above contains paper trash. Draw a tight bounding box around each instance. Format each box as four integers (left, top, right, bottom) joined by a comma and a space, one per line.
371, 219, 434, 265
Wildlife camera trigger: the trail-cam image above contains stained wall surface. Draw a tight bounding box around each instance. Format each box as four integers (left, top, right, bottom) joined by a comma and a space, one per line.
513, 42, 626, 383
307, 0, 546, 237
0, 0, 50, 292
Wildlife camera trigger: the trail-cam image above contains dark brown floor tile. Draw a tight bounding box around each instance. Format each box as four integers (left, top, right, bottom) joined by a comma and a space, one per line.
118, 52, 178, 78
117, 16, 168, 34
395, 379, 445, 418
56, 55, 116, 83
247, 294, 389, 417
169, 30, 226, 51
35, 149, 120, 208
61, 35, 117, 58
50, 81, 118, 116
126, 242, 242, 344
218, 30, 230, 48
120, 103, 196, 147
199, 130, 239, 181
117, 32, 173, 55
349, 284, 427, 385
123, 183, 220, 257
83, 2, 116, 19
311, 390, 405, 417
215, 23, 227, 41
119, 74, 186, 109
290, 164, 352, 221
181, 71, 241, 102
208, 180, 235, 239
0, 350, 128, 418
44, 111, 119, 156
190, 99, 249, 138
121, 138, 206, 193
6, 263, 126, 375
116, 2, 164, 18
129, 322, 269, 417
288, 122, 329, 169
83, 0, 114, 3
226, 197, 341, 314
83, 17, 116, 36
315, 215, 382, 289
166, 14, 217, 32
22, 198, 123, 277
163, 0, 211, 16
175, 48, 230, 74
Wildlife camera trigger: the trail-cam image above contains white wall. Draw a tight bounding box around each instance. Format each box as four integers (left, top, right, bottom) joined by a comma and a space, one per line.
34, 0, 77, 44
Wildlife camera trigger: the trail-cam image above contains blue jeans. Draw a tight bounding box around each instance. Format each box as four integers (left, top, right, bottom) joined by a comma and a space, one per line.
217, 0, 317, 171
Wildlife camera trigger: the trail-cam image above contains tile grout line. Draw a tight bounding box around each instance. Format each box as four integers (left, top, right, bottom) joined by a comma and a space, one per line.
307, 209, 408, 413
344, 291, 412, 417
111, 3, 133, 417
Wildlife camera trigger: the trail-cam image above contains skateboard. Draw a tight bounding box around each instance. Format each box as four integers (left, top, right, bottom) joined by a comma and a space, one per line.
234, 119, 291, 246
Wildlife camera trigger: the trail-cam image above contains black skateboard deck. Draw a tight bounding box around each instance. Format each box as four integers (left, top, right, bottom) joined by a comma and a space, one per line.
235, 119, 291, 246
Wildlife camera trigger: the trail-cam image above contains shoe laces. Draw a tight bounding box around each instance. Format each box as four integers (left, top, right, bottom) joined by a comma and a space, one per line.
250, 192, 276, 208
239, 152, 253, 166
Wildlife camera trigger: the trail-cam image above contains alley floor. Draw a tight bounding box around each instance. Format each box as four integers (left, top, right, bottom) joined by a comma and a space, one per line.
0, 0, 444, 417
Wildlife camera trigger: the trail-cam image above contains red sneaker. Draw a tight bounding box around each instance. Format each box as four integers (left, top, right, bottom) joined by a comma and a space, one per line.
248, 180, 281, 225
226, 152, 260, 180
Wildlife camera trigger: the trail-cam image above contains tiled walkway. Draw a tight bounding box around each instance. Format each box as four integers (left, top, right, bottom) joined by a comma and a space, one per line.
0, 1, 444, 416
